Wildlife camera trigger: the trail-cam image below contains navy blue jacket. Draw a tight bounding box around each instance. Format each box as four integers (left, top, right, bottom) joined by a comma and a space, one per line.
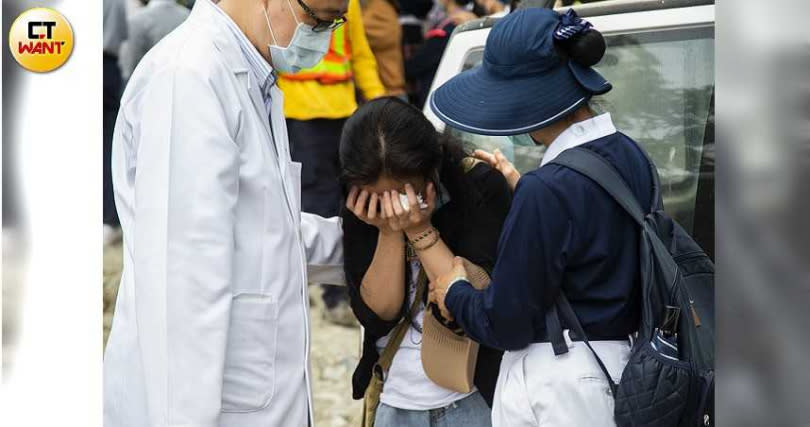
446, 132, 652, 351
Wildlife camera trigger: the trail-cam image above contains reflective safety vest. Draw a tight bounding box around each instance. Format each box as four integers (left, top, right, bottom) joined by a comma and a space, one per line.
280, 26, 353, 84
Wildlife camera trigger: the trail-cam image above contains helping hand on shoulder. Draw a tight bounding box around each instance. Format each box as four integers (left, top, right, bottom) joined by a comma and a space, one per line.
473, 148, 520, 191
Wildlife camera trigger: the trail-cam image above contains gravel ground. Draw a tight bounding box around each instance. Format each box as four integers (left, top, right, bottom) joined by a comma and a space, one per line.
103, 242, 363, 426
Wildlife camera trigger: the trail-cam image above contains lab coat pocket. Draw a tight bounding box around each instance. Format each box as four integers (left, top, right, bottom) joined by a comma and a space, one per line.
222, 294, 278, 412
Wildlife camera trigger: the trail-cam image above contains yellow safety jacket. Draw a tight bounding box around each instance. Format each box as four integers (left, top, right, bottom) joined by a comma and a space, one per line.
282, 26, 353, 84
278, 0, 385, 120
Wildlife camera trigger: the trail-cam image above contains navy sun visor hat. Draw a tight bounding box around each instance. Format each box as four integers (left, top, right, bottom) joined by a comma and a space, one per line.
430, 8, 612, 136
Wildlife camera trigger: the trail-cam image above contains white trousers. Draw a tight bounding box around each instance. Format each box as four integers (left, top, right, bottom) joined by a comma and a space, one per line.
492, 331, 631, 427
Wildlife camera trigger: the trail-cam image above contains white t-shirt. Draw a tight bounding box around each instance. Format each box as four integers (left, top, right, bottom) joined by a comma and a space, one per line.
376, 260, 475, 410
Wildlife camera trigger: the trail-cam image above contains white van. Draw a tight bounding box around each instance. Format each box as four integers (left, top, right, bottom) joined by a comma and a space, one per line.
423, 0, 715, 257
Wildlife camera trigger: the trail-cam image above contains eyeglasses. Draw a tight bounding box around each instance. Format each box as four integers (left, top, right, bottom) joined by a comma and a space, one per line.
296, 0, 347, 32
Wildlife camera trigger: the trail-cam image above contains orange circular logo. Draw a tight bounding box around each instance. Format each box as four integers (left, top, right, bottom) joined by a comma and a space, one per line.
8, 8, 74, 73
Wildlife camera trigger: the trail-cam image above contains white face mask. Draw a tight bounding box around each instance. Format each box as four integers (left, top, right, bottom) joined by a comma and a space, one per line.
262, 0, 331, 73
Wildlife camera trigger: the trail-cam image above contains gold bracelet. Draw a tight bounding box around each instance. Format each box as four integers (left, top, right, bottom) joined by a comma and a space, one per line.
412, 229, 441, 252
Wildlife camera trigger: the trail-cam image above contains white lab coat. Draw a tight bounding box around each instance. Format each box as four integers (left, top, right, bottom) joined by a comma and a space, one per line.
103, 1, 344, 426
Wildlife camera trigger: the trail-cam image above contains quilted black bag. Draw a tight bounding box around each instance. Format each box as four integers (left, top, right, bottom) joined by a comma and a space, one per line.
546, 147, 715, 427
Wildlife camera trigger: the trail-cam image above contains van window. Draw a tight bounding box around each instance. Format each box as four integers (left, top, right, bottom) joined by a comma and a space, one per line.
446, 25, 715, 247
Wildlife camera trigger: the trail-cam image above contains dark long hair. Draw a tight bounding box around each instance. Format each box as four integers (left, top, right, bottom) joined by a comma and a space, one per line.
339, 97, 471, 210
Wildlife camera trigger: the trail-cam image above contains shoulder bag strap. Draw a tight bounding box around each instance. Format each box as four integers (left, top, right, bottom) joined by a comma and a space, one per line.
375, 268, 428, 374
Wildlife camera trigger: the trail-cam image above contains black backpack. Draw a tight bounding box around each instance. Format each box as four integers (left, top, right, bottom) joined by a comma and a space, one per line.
546, 147, 715, 427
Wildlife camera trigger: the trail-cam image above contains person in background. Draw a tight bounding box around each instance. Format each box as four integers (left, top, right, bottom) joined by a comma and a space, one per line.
428, 9, 647, 426
361, 0, 406, 97
398, 0, 433, 55
474, 0, 505, 15
405, 0, 479, 108
120, 0, 190, 79
397, 0, 432, 103
341, 97, 510, 426
278, 0, 385, 326
103, 0, 128, 246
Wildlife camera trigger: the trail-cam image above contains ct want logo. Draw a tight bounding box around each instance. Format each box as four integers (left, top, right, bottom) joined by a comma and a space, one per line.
9, 8, 74, 73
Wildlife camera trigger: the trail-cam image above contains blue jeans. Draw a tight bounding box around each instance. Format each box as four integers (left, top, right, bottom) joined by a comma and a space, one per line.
374, 392, 493, 427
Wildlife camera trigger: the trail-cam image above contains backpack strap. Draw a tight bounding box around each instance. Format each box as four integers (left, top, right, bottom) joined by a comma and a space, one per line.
550, 147, 647, 225
543, 146, 657, 395
554, 292, 618, 396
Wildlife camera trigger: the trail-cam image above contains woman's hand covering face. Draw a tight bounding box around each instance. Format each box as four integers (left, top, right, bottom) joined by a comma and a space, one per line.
380, 182, 436, 234
346, 182, 437, 234
347, 187, 394, 234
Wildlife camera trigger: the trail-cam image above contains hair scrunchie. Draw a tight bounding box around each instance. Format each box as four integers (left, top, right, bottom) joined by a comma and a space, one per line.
553, 9, 592, 41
